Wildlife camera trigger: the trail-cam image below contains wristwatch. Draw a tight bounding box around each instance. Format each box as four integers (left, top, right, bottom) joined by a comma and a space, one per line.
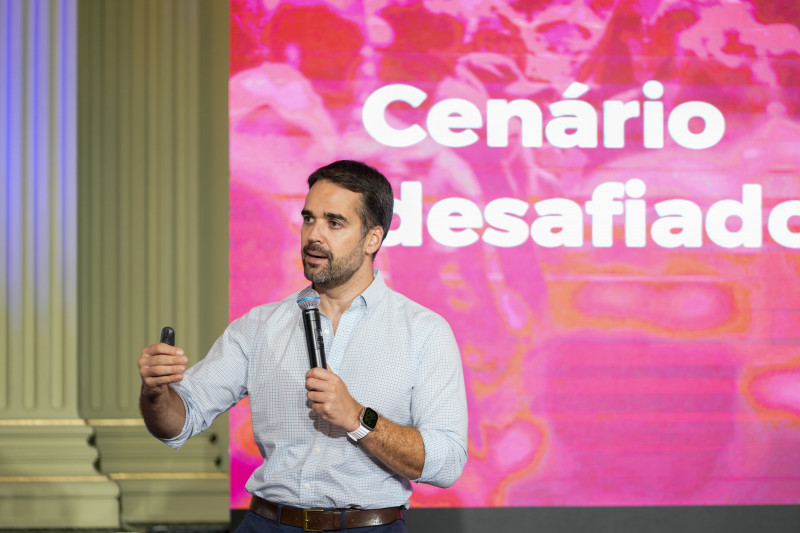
347, 406, 378, 442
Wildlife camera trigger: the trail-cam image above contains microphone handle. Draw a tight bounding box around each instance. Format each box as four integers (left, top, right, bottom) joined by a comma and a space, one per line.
301, 308, 327, 369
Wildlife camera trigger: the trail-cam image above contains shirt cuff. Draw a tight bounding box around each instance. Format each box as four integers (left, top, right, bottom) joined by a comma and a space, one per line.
417, 427, 447, 484
152, 383, 192, 450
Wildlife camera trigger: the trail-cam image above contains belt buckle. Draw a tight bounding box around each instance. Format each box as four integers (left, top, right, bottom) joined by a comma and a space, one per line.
303, 508, 324, 532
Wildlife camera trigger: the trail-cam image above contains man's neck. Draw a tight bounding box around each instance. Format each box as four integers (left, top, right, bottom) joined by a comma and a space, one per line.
317, 264, 375, 333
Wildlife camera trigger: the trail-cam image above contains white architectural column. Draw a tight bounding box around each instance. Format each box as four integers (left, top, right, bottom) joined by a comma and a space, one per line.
0, 0, 119, 527
77, 0, 230, 528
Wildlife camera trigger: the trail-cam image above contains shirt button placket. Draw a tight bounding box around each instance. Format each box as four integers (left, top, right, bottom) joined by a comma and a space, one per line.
300, 436, 325, 501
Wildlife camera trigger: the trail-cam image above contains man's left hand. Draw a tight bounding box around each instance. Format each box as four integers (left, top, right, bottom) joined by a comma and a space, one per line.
305, 367, 361, 432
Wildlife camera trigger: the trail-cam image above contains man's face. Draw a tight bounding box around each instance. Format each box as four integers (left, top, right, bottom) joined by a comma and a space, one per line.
300, 180, 371, 290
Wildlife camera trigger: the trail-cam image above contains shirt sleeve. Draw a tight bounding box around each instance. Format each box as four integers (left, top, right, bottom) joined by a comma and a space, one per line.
411, 316, 468, 488
156, 313, 253, 449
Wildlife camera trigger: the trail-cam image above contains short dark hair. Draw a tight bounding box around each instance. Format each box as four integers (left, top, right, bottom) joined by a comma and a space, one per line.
307, 160, 394, 249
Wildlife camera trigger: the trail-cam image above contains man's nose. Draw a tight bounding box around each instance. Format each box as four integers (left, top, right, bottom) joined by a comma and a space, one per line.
305, 220, 323, 243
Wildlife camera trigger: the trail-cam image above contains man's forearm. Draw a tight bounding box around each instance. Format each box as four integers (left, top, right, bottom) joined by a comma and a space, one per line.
304, 368, 427, 479
359, 414, 425, 481
139, 386, 187, 440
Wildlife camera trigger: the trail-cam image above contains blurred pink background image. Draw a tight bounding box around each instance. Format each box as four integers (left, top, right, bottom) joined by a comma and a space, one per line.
228, 0, 800, 509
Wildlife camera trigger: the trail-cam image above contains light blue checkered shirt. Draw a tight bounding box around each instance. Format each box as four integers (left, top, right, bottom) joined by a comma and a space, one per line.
163, 270, 467, 509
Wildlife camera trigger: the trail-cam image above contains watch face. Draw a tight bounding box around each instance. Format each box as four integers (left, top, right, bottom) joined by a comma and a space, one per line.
362, 407, 379, 430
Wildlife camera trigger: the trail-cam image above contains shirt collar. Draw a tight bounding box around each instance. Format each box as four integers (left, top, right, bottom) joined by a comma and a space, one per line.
358, 268, 387, 310
302, 269, 387, 311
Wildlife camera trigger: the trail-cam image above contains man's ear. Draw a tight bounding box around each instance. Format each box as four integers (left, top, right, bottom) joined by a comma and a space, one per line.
365, 226, 384, 255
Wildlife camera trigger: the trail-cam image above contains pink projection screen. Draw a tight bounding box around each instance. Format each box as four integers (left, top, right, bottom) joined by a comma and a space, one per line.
228, 0, 800, 510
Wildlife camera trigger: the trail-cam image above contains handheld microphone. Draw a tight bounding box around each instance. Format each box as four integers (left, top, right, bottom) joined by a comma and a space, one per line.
297, 287, 327, 369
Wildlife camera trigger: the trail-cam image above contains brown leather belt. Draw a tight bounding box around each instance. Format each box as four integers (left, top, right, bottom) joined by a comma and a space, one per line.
249, 496, 404, 531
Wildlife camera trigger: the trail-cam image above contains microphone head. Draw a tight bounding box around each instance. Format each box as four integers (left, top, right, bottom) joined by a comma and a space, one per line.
297, 287, 321, 310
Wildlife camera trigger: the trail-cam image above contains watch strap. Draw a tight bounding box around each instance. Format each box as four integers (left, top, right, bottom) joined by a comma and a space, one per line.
347, 424, 371, 441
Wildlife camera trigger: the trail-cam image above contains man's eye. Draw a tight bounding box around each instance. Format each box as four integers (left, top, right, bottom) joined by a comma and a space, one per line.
303, 216, 314, 224
330, 220, 342, 228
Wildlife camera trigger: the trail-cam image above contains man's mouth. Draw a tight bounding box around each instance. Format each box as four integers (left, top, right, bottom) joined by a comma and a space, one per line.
303, 246, 330, 263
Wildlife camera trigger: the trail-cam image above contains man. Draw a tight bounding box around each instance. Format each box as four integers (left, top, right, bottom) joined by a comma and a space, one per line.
138, 160, 468, 532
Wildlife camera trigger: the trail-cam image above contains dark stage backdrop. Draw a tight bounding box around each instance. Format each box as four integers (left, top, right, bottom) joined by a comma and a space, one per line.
227, 0, 800, 530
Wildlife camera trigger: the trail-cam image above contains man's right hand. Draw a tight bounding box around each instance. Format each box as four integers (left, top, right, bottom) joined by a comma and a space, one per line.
138, 343, 187, 399
138, 343, 189, 439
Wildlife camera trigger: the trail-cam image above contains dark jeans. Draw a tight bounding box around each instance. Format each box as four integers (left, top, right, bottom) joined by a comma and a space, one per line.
236, 510, 408, 533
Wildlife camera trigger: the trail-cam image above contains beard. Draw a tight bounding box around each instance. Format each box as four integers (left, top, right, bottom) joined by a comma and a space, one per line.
302, 238, 366, 290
